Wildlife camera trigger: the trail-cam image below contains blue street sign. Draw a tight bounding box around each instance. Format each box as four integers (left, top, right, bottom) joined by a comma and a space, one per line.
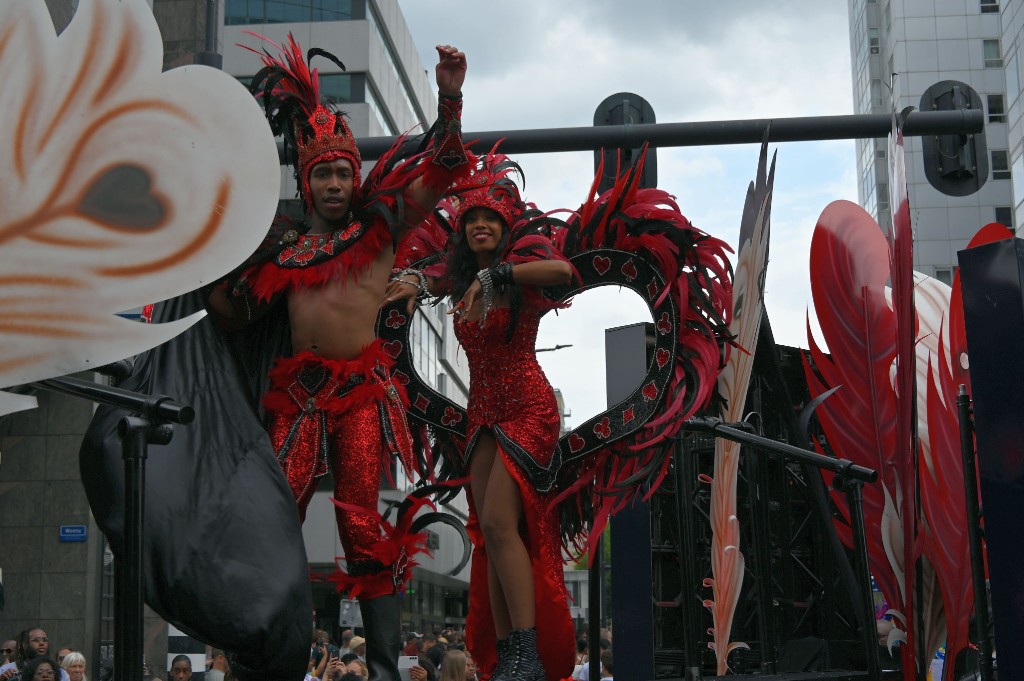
59, 525, 88, 542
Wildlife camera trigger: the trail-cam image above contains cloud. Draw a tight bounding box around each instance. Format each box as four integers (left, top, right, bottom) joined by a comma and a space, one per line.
397, 0, 858, 421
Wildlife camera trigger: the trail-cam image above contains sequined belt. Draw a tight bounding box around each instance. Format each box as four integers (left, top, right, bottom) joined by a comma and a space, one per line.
262, 341, 400, 416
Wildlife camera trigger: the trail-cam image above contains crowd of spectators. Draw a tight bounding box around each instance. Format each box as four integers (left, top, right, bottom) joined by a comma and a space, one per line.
1, 624, 614, 681
0, 628, 88, 681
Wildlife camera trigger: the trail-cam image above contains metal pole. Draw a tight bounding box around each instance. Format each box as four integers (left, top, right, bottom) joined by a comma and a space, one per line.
116, 417, 150, 681
684, 418, 878, 483
745, 437, 776, 673
204, 0, 217, 53
674, 436, 702, 681
842, 480, 883, 681
34, 377, 194, 425
193, 0, 222, 69
957, 385, 994, 681
30, 378, 188, 681
332, 109, 984, 162
588, 537, 603, 681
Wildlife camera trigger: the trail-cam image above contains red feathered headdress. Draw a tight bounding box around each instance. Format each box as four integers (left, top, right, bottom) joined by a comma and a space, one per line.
243, 32, 362, 213
449, 146, 524, 230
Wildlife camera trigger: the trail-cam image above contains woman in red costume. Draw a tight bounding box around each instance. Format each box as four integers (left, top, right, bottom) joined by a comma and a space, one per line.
386, 152, 576, 681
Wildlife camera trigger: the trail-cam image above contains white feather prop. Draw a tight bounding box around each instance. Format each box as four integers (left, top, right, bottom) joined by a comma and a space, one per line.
0, 0, 280, 413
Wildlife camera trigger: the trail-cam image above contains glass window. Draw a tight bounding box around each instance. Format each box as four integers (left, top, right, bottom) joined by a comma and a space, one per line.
980, 0, 1000, 12
935, 269, 953, 286
365, 82, 398, 135
1012, 154, 1024, 207
869, 28, 880, 54
995, 206, 1013, 227
284, 1, 309, 22
1007, 51, 1021, 103
989, 94, 1006, 123
320, 73, 354, 104
993, 150, 1011, 180
224, 0, 246, 24
984, 39, 1003, 68
312, 0, 352, 21
226, 0, 353, 24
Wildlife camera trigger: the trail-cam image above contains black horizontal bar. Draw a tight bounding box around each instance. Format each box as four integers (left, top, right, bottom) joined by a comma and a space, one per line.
684, 416, 878, 483
279, 109, 983, 162
33, 376, 194, 425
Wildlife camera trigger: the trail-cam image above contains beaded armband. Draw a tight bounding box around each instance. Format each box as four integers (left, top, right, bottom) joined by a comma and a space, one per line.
391, 268, 430, 300
431, 93, 469, 171
476, 267, 495, 322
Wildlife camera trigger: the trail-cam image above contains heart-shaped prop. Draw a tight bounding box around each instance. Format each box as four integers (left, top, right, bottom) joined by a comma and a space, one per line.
379, 146, 734, 550
78, 163, 167, 229
377, 247, 675, 467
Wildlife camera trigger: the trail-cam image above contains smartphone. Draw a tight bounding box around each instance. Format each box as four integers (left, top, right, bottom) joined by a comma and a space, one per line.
397, 656, 419, 681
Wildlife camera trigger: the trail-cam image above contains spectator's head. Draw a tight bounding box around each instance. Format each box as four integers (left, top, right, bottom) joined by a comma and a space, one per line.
345, 659, 367, 679
2, 640, 16, 664
463, 651, 476, 680
56, 649, 73, 666
422, 634, 438, 652
19, 628, 50, 664
209, 649, 228, 672
403, 634, 424, 655
337, 674, 363, 681
340, 653, 358, 665
438, 649, 465, 681
22, 657, 59, 681
576, 639, 588, 655
169, 655, 192, 681
600, 649, 613, 678
425, 644, 446, 671
62, 651, 87, 681
341, 630, 354, 648
348, 636, 366, 658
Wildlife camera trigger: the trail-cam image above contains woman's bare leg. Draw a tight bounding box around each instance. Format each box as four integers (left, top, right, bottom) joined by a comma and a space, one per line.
480, 446, 534, 629
468, 432, 512, 638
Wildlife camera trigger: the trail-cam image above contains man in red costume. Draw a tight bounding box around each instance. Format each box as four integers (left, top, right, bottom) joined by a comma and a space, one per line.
207, 39, 470, 681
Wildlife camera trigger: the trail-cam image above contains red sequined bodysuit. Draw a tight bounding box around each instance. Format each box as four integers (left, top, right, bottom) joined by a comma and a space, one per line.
456, 308, 560, 487
455, 307, 575, 681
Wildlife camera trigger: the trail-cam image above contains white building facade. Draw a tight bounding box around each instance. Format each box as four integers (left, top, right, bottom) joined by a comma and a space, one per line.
848, 0, 1013, 284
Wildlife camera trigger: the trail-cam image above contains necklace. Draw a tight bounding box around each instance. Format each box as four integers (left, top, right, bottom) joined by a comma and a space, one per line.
275, 219, 367, 269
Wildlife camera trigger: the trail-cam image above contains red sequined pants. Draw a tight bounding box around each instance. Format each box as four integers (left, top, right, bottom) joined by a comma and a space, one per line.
263, 343, 412, 567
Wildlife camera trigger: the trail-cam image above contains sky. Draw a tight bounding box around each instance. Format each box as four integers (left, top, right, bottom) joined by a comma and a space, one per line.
397, 0, 859, 428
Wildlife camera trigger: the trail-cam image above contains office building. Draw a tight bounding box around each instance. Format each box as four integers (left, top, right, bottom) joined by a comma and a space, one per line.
848, 0, 1013, 283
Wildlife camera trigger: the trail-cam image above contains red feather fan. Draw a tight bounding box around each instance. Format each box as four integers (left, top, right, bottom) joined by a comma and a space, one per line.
802, 200, 906, 633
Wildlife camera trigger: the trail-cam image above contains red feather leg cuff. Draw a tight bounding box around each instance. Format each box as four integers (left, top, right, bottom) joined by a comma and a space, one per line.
325, 496, 434, 599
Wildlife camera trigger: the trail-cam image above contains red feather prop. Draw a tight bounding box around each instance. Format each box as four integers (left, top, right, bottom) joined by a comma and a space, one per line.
802, 200, 908, 644
888, 120, 919, 679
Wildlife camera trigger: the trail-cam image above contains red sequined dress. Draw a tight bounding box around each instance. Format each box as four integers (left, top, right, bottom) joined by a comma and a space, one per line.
455, 306, 575, 681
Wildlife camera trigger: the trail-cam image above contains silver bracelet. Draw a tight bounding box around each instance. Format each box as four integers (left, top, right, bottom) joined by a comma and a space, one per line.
476, 267, 494, 322
392, 268, 430, 300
